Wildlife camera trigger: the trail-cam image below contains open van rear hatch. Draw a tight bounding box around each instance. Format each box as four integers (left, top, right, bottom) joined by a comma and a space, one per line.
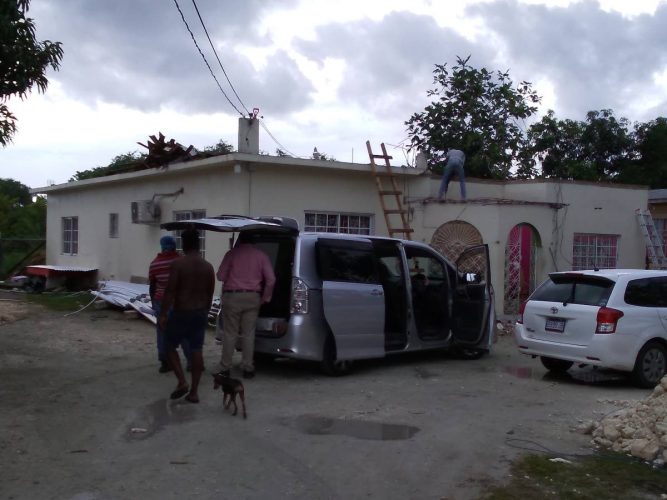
161, 215, 299, 234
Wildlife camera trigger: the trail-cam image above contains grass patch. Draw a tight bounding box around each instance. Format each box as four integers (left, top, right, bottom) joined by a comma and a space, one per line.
481, 453, 667, 499
26, 292, 94, 312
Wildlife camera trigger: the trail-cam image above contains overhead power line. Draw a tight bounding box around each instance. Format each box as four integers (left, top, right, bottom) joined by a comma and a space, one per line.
189, 0, 251, 117
259, 119, 298, 157
172, 0, 245, 117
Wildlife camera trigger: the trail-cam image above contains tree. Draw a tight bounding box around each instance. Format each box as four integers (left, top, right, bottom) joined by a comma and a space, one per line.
528, 109, 635, 182
70, 151, 146, 181
0, 0, 63, 146
0, 177, 32, 207
616, 117, 667, 188
406, 56, 541, 179
202, 139, 233, 155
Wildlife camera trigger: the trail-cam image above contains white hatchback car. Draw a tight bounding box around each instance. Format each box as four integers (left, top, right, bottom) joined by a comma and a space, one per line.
515, 269, 667, 387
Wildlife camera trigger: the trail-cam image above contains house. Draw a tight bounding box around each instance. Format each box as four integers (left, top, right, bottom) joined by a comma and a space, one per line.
32, 119, 651, 318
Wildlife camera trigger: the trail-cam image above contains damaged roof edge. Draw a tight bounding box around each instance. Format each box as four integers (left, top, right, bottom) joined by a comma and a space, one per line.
30, 153, 421, 195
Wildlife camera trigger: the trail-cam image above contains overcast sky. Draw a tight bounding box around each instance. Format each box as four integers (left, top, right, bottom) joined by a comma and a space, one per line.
2, 0, 666, 189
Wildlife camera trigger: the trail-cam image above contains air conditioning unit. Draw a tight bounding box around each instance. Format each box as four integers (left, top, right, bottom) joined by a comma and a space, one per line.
131, 200, 161, 224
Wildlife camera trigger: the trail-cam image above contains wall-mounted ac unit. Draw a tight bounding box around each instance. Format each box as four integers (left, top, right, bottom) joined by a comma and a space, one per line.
131, 200, 161, 224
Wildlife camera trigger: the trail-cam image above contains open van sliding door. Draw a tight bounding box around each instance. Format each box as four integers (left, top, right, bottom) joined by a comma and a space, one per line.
316, 238, 385, 360
453, 244, 492, 346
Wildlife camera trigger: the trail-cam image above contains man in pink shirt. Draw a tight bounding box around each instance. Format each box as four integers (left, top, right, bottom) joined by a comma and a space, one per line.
216, 234, 276, 379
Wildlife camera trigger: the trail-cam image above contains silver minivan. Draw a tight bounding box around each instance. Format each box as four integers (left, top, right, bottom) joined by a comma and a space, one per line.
163, 215, 495, 374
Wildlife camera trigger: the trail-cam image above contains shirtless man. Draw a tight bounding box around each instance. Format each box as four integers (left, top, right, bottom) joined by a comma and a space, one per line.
158, 229, 215, 403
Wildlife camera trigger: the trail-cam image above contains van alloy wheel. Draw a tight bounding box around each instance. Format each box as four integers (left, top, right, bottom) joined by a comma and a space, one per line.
633, 341, 667, 388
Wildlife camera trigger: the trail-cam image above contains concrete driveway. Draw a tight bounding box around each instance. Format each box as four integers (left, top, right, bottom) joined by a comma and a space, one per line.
0, 295, 650, 500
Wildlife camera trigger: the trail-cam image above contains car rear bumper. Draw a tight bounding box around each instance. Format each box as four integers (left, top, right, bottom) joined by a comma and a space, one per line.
513, 324, 636, 371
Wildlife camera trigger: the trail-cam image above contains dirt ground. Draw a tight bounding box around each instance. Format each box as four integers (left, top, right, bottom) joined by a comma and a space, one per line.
0, 291, 652, 500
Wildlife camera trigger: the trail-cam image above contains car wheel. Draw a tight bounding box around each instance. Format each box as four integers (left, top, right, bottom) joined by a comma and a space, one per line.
632, 341, 667, 388
321, 335, 353, 376
453, 347, 486, 360
540, 356, 574, 374
254, 352, 275, 365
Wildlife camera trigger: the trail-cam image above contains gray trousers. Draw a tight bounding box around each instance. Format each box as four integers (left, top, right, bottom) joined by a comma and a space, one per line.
220, 292, 261, 372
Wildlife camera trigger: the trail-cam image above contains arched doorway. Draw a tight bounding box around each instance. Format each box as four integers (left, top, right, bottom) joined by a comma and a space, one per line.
504, 223, 541, 314
431, 220, 483, 262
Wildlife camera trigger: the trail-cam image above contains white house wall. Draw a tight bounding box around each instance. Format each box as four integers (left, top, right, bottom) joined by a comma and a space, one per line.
38, 155, 649, 316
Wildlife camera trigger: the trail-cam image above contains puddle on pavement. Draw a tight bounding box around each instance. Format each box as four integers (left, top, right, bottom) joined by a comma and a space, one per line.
123, 399, 195, 441
503, 365, 628, 385
281, 415, 419, 441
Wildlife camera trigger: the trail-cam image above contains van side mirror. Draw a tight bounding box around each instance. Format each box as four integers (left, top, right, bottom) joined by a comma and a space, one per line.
466, 272, 481, 283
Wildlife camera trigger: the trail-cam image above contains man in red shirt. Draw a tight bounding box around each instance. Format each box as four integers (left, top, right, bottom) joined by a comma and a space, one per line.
216, 234, 276, 379
149, 235, 191, 373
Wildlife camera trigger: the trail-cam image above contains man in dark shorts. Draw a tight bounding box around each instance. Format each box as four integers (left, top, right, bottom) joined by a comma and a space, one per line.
158, 229, 215, 403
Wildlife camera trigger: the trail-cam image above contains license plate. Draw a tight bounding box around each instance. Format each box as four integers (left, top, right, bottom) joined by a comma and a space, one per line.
545, 317, 565, 332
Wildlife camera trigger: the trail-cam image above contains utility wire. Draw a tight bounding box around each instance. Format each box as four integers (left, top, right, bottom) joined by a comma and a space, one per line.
189, 0, 251, 116
259, 119, 298, 158
172, 0, 245, 117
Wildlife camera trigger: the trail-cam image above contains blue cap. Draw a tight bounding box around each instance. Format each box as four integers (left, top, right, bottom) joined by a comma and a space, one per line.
160, 235, 176, 251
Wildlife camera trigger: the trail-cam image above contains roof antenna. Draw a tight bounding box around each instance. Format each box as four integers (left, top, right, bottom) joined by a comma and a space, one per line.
593, 259, 599, 272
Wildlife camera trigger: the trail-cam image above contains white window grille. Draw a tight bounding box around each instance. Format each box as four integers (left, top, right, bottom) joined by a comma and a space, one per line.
572, 233, 619, 270
62, 216, 78, 255
173, 210, 206, 257
304, 211, 373, 235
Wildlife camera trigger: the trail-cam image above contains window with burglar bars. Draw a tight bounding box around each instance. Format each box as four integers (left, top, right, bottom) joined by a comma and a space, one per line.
62, 216, 79, 255
304, 211, 373, 235
172, 210, 206, 257
572, 233, 619, 270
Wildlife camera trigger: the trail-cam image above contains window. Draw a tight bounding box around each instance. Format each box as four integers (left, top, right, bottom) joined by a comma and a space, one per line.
172, 210, 206, 256
316, 239, 378, 283
531, 277, 614, 306
62, 217, 78, 255
625, 277, 667, 307
572, 233, 619, 270
304, 211, 373, 235
109, 213, 119, 238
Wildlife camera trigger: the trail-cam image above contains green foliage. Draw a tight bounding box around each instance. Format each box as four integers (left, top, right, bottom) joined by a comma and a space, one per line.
0, 178, 45, 277
0, 0, 63, 146
27, 292, 94, 311
0, 178, 31, 207
482, 453, 667, 499
616, 117, 667, 188
0, 179, 45, 238
202, 139, 233, 155
70, 151, 146, 181
406, 56, 540, 179
528, 109, 648, 183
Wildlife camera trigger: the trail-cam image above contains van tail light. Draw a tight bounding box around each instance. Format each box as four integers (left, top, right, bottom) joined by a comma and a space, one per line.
595, 307, 624, 334
517, 301, 527, 324
290, 277, 309, 314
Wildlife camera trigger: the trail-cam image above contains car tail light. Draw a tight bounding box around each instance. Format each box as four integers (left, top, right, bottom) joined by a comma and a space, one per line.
517, 301, 527, 324
595, 307, 624, 334
290, 277, 309, 314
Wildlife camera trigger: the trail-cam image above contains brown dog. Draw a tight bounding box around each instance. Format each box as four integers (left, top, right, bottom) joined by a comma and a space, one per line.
212, 373, 247, 419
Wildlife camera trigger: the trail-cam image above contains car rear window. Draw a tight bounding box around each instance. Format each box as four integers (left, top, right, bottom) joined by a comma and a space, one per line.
530, 277, 614, 306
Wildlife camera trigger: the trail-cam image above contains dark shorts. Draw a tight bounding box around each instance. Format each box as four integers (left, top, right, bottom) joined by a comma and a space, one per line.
165, 309, 208, 352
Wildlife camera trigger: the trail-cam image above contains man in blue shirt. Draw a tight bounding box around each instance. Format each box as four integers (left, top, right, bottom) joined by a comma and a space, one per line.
437, 149, 466, 201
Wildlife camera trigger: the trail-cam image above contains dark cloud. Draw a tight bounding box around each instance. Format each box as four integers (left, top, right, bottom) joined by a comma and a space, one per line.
30, 0, 310, 116
467, 0, 667, 121
294, 11, 496, 120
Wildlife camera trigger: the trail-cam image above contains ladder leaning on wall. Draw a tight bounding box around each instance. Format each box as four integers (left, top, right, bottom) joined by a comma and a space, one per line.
636, 209, 667, 269
366, 141, 413, 240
